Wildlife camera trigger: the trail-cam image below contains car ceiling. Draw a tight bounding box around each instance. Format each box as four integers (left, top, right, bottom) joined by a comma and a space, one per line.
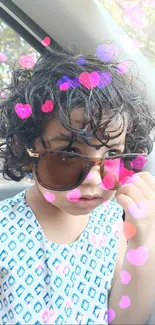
0, 0, 153, 113
8, 0, 106, 55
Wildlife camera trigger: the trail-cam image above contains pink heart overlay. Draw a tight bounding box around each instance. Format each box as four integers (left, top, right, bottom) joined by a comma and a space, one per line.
85, 171, 93, 180
66, 189, 81, 202
44, 192, 56, 202
126, 246, 149, 266
90, 233, 106, 247
41, 36, 51, 47
36, 264, 43, 269
127, 201, 149, 219
130, 155, 147, 169
0, 52, 7, 62
19, 53, 36, 69
41, 100, 54, 113
100, 173, 115, 190
116, 61, 129, 74
120, 271, 131, 284
107, 309, 116, 323
119, 295, 131, 309
96, 44, 118, 62
64, 298, 74, 308
59, 82, 69, 91
41, 308, 58, 323
14, 103, 32, 119
79, 71, 100, 89
55, 262, 69, 275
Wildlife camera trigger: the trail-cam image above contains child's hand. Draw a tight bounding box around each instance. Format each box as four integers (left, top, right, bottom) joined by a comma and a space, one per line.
115, 172, 155, 242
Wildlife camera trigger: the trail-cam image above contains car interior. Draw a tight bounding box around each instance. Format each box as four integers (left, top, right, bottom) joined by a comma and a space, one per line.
0, 0, 155, 323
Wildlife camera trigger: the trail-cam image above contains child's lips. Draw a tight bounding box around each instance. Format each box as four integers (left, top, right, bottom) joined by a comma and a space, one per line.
69, 196, 102, 202
80, 197, 101, 200
69, 197, 102, 208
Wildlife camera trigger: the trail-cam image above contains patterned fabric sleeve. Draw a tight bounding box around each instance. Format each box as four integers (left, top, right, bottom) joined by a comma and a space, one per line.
101, 200, 124, 293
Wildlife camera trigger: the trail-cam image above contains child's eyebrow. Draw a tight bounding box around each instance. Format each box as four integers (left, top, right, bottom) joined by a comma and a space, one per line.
45, 133, 125, 148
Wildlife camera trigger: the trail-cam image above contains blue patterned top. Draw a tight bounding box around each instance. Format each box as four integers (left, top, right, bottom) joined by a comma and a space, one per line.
0, 189, 123, 325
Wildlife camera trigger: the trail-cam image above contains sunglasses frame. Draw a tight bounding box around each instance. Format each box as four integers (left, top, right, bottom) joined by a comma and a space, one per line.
27, 148, 149, 191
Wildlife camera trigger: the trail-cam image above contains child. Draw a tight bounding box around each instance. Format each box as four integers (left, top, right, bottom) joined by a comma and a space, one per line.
0, 48, 155, 325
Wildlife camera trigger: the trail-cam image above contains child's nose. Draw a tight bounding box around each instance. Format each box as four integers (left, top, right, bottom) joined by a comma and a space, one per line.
82, 165, 103, 187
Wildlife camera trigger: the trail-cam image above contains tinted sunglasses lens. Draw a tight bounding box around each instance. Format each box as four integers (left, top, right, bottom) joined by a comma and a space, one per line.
35, 152, 147, 190
101, 154, 147, 190
36, 152, 89, 190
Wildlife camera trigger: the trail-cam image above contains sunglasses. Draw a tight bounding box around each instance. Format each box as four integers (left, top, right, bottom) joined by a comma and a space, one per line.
27, 149, 148, 191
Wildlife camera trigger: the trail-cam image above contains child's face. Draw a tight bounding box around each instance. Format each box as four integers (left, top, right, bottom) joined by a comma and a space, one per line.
32, 108, 127, 216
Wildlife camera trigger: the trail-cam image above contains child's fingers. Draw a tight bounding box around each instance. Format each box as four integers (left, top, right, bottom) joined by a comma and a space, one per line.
136, 172, 155, 195
116, 194, 137, 215
124, 174, 155, 200
115, 183, 146, 203
116, 172, 155, 201
116, 193, 150, 222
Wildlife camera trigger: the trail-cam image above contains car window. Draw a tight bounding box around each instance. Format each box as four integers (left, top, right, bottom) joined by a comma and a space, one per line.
0, 18, 40, 97
0, 18, 40, 185
99, 0, 155, 68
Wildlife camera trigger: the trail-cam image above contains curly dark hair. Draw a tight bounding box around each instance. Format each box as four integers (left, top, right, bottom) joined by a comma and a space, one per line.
0, 47, 155, 182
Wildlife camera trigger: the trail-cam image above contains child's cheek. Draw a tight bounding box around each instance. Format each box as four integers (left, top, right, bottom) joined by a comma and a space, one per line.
37, 183, 57, 203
